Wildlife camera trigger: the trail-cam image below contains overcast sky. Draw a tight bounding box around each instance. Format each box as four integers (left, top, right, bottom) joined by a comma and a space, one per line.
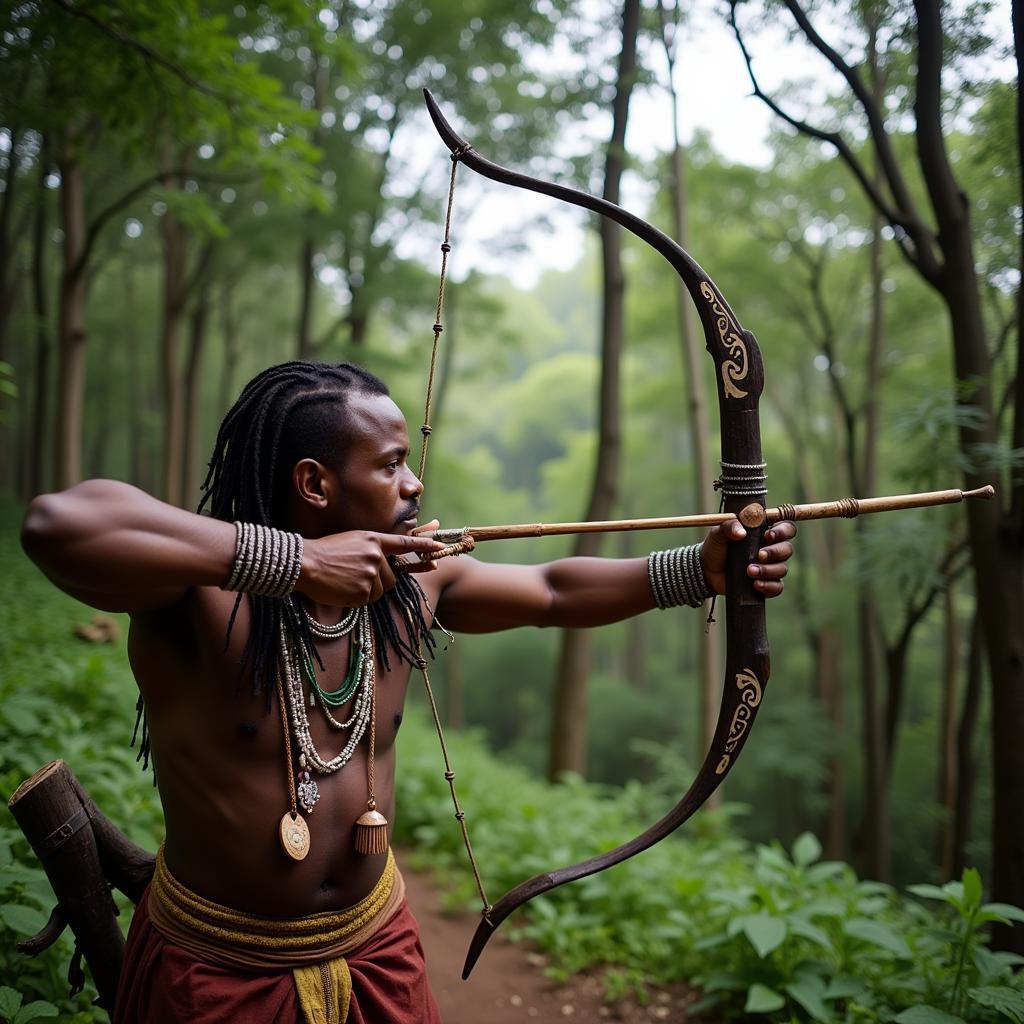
394, 0, 1014, 289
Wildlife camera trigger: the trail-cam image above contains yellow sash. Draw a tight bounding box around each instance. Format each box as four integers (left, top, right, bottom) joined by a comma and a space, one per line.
148, 846, 403, 1024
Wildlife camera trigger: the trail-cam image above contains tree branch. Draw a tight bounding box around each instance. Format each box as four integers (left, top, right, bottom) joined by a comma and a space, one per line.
45, 0, 229, 103
74, 168, 251, 280
729, 1, 942, 285
781, 0, 934, 257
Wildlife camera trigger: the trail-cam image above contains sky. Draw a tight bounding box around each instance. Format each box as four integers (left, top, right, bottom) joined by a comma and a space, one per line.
395, 0, 1014, 290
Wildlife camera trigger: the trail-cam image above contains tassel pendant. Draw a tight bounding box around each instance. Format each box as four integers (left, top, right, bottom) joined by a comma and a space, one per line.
354, 803, 389, 855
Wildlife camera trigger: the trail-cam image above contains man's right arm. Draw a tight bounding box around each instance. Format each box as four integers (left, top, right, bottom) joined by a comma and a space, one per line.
21, 480, 444, 614
21, 480, 239, 613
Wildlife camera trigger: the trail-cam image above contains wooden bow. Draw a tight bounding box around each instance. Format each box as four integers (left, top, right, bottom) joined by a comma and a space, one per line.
424, 88, 773, 979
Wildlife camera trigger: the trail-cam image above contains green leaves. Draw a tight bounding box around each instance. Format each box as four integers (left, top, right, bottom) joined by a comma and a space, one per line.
894, 1007, 967, 1024
731, 913, 787, 958
0, 988, 59, 1024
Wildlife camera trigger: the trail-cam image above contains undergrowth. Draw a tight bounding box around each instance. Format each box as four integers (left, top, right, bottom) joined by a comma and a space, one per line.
393, 715, 1024, 1023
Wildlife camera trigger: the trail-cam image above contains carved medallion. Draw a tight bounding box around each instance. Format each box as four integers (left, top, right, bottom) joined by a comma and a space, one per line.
279, 811, 310, 861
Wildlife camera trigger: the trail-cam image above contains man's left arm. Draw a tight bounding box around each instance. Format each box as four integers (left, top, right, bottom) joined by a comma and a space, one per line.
431, 520, 796, 634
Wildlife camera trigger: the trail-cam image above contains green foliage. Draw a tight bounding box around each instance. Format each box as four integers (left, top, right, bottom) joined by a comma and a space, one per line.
0, 506, 163, 1019
394, 712, 1024, 1022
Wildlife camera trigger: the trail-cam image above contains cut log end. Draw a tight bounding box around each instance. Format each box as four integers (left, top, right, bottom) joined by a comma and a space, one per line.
9, 760, 65, 808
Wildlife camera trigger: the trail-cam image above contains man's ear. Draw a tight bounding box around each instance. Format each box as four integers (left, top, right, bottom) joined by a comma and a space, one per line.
293, 458, 331, 509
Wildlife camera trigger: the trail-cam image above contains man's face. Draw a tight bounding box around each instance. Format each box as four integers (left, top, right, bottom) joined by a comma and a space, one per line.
330, 393, 423, 534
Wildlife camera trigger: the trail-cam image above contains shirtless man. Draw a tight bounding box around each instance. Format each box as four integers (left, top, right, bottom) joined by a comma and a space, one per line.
21, 361, 795, 1023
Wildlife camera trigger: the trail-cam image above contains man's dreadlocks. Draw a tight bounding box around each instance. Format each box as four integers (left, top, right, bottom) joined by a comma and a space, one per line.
132, 361, 436, 770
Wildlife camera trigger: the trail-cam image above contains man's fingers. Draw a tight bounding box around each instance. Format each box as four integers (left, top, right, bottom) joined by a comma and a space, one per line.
377, 558, 397, 595
376, 532, 446, 554
763, 521, 797, 543
757, 541, 795, 564
748, 561, 788, 581
725, 520, 747, 541
399, 560, 439, 574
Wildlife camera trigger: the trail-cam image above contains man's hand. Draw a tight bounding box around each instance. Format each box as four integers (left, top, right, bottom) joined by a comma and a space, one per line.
299, 530, 445, 605
700, 519, 796, 598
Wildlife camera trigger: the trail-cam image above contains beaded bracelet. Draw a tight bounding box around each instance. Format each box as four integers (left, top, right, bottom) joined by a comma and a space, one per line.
222, 522, 304, 599
647, 544, 711, 609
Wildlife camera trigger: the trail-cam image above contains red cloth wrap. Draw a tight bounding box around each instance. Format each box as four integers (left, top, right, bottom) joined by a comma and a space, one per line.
113, 890, 442, 1024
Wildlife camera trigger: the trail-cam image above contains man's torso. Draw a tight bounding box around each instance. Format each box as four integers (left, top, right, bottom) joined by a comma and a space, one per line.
130, 575, 445, 918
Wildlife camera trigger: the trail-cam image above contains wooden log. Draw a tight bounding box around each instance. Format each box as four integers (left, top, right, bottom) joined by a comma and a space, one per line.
7, 760, 156, 1013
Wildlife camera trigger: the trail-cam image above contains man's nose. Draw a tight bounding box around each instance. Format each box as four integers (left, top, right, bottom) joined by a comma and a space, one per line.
401, 467, 423, 498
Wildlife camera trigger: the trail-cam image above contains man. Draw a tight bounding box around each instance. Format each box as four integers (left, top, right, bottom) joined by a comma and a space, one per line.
21, 361, 795, 1023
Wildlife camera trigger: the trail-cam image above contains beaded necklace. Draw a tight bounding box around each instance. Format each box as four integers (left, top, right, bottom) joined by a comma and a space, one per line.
277, 605, 387, 860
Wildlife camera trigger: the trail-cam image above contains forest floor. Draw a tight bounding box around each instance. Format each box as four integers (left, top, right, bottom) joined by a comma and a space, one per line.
398, 851, 705, 1023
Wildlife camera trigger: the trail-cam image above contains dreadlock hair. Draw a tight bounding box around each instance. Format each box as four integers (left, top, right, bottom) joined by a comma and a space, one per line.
131, 361, 436, 770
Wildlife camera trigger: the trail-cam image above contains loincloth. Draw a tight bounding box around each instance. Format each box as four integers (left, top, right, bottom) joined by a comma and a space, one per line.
114, 847, 440, 1024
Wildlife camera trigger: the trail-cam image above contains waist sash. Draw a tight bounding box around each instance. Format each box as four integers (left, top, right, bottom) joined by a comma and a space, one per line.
148, 846, 405, 1024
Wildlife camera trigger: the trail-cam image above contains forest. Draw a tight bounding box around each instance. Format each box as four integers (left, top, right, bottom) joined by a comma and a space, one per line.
1, 0, 1023, 1021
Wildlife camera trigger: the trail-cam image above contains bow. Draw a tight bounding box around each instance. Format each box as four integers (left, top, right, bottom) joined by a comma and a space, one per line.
422, 89, 769, 979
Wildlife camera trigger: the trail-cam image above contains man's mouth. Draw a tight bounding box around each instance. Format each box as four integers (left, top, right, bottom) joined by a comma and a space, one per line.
395, 505, 420, 529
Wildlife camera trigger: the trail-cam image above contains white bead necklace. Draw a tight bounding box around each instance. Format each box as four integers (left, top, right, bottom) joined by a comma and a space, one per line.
279, 608, 374, 813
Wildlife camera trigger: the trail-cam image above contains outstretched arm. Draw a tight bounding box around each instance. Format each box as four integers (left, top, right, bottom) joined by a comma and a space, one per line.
22, 480, 444, 614
433, 520, 796, 634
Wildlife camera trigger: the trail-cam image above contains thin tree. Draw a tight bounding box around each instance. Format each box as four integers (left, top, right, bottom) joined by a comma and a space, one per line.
732, 0, 1024, 947
548, 0, 641, 781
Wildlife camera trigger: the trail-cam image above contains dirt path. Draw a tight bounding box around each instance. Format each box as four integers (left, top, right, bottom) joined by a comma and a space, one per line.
397, 852, 701, 1023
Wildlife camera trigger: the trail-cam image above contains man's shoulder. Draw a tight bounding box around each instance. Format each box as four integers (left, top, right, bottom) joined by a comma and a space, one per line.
131, 585, 245, 660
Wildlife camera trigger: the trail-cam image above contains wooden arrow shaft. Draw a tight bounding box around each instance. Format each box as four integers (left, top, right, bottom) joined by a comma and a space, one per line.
426, 485, 994, 544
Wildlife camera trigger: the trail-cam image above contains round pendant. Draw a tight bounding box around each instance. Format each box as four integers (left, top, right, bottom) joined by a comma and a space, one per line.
279, 811, 310, 861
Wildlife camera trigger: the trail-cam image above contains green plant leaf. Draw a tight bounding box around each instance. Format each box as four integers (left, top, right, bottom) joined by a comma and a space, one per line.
824, 975, 866, 999
0, 903, 46, 935
982, 903, 1024, 924
844, 918, 912, 957
908, 884, 950, 902
788, 918, 833, 950
12, 1002, 58, 1024
785, 976, 832, 1022
792, 832, 822, 867
970, 985, 1024, 1024
961, 868, 983, 908
740, 913, 788, 958
0, 988, 22, 1020
894, 1007, 966, 1024
745, 984, 786, 1013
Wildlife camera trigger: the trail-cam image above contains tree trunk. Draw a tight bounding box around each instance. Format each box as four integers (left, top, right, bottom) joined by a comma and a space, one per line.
914, 0, 1023, 945
219, 276, 240, 418
297, 237, 317, 359
124, 259, 148, 489
858, 597, 889, 879
159, 153, 188, 507
296, 60, 328, 359
855, 30, 890, 883
54, 148, 87, 491
548, 0, 639, 782
0, 126, 21, 361
952, 609, 983, 876
658, 0, 722, 773
28, 137, 51, 498
935, 580, 959, 877
182, 279, 212, 508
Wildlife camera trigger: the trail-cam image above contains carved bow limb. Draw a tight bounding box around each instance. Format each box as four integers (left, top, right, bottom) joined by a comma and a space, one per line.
422, 89, 770, 979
